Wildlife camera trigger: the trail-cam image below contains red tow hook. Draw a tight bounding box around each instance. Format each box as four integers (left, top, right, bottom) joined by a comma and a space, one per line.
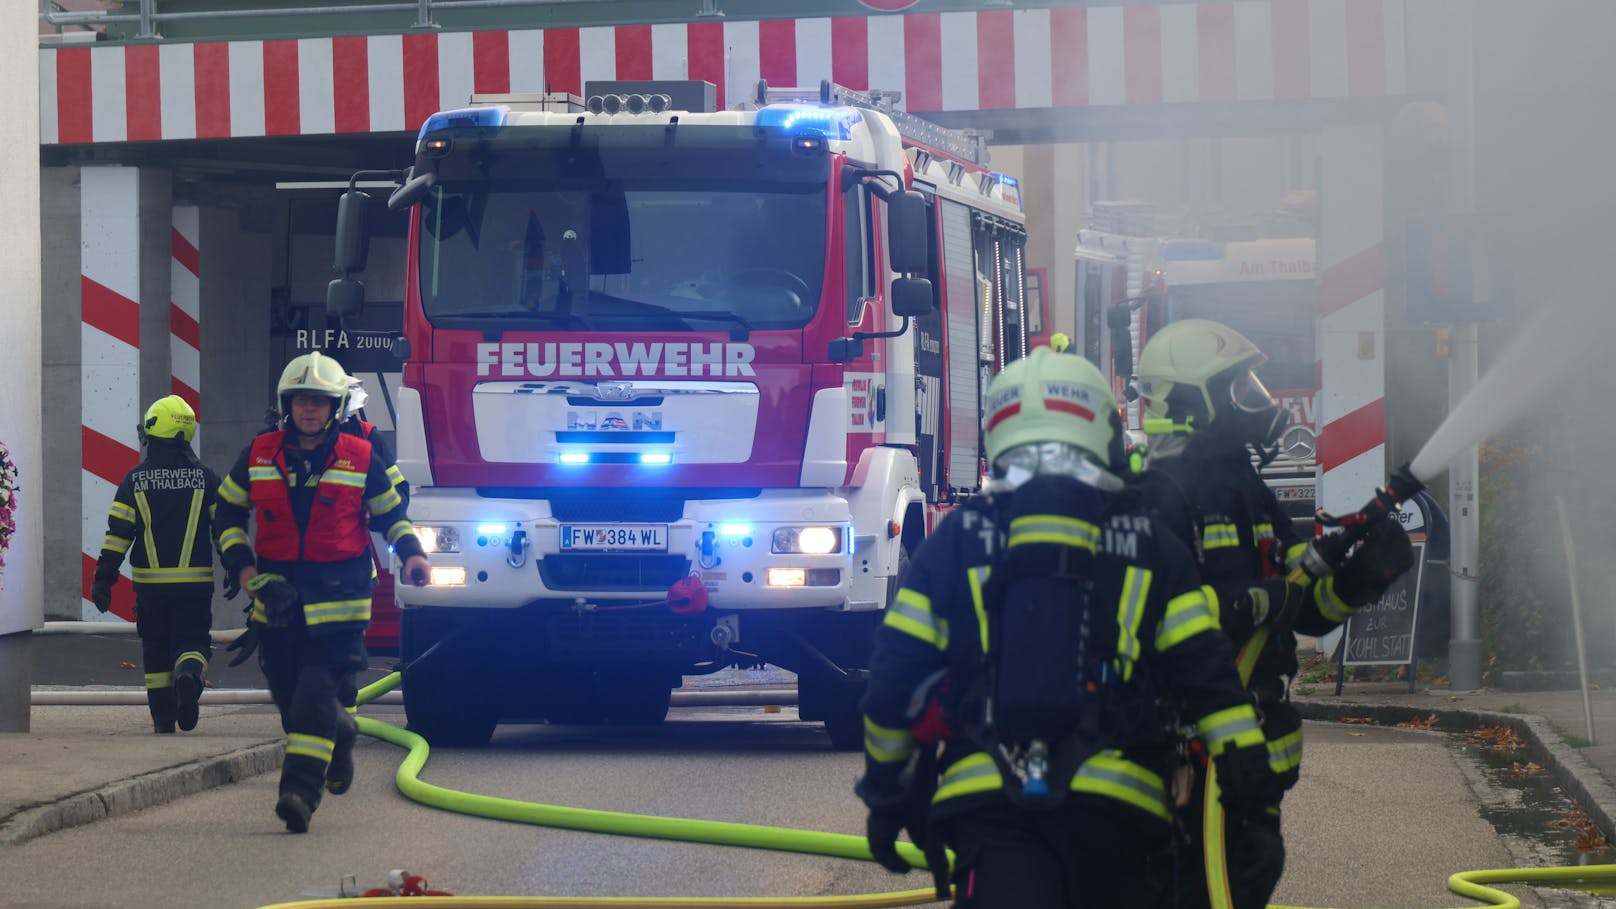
667, 574, 709, 615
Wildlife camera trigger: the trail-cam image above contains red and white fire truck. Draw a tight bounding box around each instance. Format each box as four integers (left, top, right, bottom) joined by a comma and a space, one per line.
328, 80, 1044, 747
1074, 201, 1319, 526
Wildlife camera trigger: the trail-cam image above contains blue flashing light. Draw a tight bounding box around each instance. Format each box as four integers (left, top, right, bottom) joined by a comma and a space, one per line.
477, 523, 506, 535
639, 452, 673, 465
755, 105, 858, 140
719, 523, 752, 537
1160, 239, 1222, 261
559, 452, 591, 465
992, 172, 1019, 188
417, 105, 508, 141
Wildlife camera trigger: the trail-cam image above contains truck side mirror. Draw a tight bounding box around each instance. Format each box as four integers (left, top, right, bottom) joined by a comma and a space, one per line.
890, 276, 934, 318
1107, 304, 1135, 382
387, 168, 435, 212
327, 276, 365, 320
333, 190, 372, 275
886, 190, 930, 276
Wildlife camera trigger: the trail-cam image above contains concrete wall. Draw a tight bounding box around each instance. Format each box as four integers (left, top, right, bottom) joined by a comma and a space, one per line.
40, 166, 81, 621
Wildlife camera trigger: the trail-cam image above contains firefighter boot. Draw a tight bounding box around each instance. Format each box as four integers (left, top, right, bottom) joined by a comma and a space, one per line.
147, 685, 177, 734
326, 710, 358, 796
174, 663, 204, 732
275, 791, 314, 834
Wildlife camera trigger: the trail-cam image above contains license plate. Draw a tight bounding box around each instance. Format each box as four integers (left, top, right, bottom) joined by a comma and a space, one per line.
561, 524, 669, 552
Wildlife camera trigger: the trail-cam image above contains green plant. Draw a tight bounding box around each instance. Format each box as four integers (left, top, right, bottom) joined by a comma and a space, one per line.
1497, 702, 1526, 714
1294, 684, 1317, 697
1299, 668, 1330, 685
1562, 733, 1593, 748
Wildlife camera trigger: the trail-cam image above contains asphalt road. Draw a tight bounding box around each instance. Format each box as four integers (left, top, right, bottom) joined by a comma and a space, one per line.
0, 701, 1535, 909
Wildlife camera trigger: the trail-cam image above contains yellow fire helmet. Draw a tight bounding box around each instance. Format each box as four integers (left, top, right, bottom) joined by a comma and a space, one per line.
142, 394, 197, 444
276, 351, 350, 428
983, 346, 1118, 471
1135, 318, 1270, 434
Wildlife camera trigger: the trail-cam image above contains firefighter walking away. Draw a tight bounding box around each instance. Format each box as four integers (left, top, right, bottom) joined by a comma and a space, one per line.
91, 395, 221, 735
855, 346, 1278, 908
1132, 319, 1414, 909
214, 352, 430, 833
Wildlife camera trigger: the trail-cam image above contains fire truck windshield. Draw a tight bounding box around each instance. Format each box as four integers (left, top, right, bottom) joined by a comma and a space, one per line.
1166, 281, 1316, 391
417, 180, 828, 332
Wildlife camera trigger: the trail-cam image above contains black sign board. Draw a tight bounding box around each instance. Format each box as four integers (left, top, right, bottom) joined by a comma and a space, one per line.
1337, 541, 1426, 693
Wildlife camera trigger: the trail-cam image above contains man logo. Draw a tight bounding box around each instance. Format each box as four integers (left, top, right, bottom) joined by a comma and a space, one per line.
859, 0, 922, 10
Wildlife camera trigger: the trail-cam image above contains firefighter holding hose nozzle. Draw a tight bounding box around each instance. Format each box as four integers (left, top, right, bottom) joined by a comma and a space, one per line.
856, 347, 1279, 907
1130, 319, 1416, 909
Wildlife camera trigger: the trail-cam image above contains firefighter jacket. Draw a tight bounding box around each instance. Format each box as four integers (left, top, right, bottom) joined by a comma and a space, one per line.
95, 440, 221, 592
861, 485, 1264, 829
215, 428, 424, 634
343, 418, 409, 506
1135, 437, 1364, 789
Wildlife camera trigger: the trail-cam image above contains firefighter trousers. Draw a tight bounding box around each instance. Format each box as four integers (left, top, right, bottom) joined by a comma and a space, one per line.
1158, 774, 1285, 909
258, 627, 365, 809
133, 589, 213, 732
942, 799, 1167, 909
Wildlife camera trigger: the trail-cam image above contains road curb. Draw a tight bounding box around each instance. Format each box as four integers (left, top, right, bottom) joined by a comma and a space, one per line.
0, 741, 283, 846
1295, 697, 1616, 845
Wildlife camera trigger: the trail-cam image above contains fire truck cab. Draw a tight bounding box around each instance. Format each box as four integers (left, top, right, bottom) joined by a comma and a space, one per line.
1075, 201, 1319, 528
328, 81, 1042, 748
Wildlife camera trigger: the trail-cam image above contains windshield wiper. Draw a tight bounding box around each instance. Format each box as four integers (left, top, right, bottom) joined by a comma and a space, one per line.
434, 309, 599, 341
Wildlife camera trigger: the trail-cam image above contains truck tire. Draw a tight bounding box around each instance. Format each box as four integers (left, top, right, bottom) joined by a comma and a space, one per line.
601, 673, 673, 725
817, 545, 912, 752
400, 609, 498, 748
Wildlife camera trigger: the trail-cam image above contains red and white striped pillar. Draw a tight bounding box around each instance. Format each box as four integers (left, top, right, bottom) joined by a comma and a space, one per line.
79, 167, 143, 623
170, 205, 201, 450
1316, 123, 1387, 516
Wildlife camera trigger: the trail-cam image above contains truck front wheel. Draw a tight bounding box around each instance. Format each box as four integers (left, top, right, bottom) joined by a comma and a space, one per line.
400, 609, 499, 748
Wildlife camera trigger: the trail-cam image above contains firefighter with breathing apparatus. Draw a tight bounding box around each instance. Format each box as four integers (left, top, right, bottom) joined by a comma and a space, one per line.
214, 351, 430, 833
1130, 319, 1415, 909
855, 346, 1279, 908
90, 395, 221, 734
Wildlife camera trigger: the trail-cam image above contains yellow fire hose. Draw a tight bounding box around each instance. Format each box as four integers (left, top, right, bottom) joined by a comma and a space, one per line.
256, 671, 1616, 909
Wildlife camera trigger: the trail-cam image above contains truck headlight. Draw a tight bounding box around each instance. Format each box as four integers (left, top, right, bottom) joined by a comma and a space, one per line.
772, 526, 842, 555
416, 525, 461, 554
429, 566, 467, 587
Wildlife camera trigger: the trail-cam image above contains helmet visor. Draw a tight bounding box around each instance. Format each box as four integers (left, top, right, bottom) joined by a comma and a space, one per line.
1228, 369, 1277, 414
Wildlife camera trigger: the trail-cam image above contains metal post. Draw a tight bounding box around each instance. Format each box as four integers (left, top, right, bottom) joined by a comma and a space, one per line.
1555, 495, 1596, 745
1447, 322, 1481, 690
137, 0, 159, 39
414, 0, 437, 29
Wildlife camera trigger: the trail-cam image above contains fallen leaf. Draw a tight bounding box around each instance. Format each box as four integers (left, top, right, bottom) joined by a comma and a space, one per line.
1396, 713, 1440, 730
1349, 732, 1366, 737
1341, 716, 1377, 725
120, 661, 136, 670
1443, 695, 1463, 702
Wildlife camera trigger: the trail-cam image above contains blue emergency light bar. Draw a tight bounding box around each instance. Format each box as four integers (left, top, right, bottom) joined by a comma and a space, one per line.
418, 105, 509, 141
755, 105, 859, 140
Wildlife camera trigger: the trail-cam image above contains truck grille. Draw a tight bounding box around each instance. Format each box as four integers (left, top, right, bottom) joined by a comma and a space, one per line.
539, 554, 692, 591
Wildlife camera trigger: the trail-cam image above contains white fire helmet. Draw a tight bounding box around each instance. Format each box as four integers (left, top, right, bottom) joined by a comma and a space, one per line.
345, 375, 369, 421
277, 351, 350, 429
1136, 319, 1278, 437
982, 347, 1121, 488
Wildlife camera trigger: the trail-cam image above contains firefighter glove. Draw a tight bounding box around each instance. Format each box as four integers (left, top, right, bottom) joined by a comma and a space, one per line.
246, 572, 300, 628
89, 580, 114, 614
1334, 518, 1414, 607
225, 624, 260, 668
856, 766, 928, 875
1213, 742, 1283, 818
222, 570, 240, 601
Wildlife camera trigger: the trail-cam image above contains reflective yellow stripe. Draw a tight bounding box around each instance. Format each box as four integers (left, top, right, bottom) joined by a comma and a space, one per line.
174, 650, 209, 673
1071, 750, 1169, 822
249, 600, 267, 624
1006, 514, 1100, 552
304, 597, 371, 626
883, 587, 948, 650
934, 752, 1002, 803
1202, 523, 1240, 551
133, 491, 159, 567
109, 501, 137, 523
286, 732, 335, 764
144, 672, 173, 690
967, 565, 991, 653
1253, 523, 1275, 540
1198, 705, 1265, 756
386, 464, 406, 488
1158, 587, 1219, 652
1284, 542, 1309, 572
385, 520, 415, 545
219, 527, 251, 552
325, 468, 368, 489
1313, 576, 1355, 624
864, 716, 915, 764
132, 566, 214, 584
103, 534, 134, 554
367, 487, 403, 513
247, 466, 281, 483
1268, 727, 1304, 775
177, 489, 204, 571
1236, 629, 1270, 687
219, 475, 250, 506
1113, 566, 1150, 682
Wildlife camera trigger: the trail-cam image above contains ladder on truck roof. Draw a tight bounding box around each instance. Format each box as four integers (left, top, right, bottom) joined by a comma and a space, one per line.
752, 79, 992, 168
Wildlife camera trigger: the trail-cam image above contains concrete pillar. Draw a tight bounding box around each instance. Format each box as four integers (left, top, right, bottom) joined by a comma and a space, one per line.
0, 1, 42, 731
41, 167, 82, 623
1315, 124, 1387, 517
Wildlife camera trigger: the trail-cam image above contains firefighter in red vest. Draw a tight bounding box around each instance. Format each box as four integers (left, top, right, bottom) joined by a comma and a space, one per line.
215, 351, 430, 833
90, 395, 221, 734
